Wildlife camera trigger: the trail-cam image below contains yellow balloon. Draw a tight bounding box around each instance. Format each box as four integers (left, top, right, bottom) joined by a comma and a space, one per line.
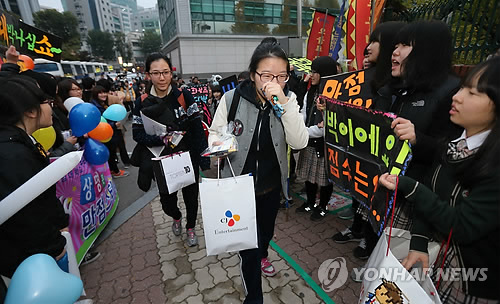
101, 135, 112, 143
32, 126, 56, 151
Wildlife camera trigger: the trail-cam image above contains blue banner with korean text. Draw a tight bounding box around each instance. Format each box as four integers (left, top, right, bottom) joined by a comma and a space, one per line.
0, 9, 63, 61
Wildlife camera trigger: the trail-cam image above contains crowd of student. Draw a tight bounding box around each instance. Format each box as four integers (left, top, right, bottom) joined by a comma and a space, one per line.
0, 18, 498, 304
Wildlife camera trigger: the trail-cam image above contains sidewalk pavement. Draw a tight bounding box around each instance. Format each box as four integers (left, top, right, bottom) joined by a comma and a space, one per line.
80, 183, 364, 303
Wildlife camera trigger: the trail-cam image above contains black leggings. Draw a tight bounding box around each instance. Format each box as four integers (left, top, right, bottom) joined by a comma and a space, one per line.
305, 181, 333, 208
159, 174, 199, 229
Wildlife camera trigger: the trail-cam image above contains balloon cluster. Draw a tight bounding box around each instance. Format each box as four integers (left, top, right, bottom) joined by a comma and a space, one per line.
33, 97, 127, 166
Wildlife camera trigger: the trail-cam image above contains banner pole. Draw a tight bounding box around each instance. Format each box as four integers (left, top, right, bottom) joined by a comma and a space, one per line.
316, 8, 329, 58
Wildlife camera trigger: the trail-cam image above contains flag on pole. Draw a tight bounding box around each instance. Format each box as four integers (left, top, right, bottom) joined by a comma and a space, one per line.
306, 10, 336, 60
329, 0, 347, 60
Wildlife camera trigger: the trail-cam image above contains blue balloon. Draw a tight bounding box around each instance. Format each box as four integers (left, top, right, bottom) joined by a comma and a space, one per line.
84, 138, 110, 165
69, 103, 101, 137
5, 254, 83, 304
103, 104, 127, 121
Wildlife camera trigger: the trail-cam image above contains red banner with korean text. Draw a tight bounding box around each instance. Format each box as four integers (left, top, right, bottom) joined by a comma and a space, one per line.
306, 11, 336, 61
322, 96, 412, 235
0, 10, 63, 61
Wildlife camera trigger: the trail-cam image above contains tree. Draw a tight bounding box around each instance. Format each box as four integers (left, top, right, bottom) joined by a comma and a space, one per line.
139, 30, 162, 55
114, 32, 132, 62
33, 9, 81, 60
87, 30, 115, 60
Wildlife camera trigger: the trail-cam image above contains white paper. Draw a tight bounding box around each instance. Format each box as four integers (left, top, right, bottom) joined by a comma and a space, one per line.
147, 146, 165, 158
140, 112, 167, 136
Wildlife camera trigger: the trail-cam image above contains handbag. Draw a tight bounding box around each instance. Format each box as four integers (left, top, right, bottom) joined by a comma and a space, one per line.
199, 159, 258, 256
359, 228, 442, 304
151, 151, 195, 194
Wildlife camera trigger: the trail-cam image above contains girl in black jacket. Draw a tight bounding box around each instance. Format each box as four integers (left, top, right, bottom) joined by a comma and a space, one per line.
132, 53, 209, 247
0, 77, 68, 278
380, 56, 500, 303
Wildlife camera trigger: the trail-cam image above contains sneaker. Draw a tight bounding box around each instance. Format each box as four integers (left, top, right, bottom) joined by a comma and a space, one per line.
172, 218, 182, 236
279, 199, 295, 210
337, 207, 355, 220
331, 227, 363, 244
261, 258, 276, 277
353, 238, 370, 260
111, 170, 129, 178
310, 206, 328, 221
186, 228, 198, 246
295, 202, 313, 213
81, 251, 101, 266
123, 163, 131, 169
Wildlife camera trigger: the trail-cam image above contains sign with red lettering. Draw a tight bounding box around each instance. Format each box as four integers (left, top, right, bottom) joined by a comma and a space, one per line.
306, 11, 336, 60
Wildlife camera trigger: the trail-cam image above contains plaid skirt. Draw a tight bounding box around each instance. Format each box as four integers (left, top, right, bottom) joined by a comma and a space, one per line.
296, 146, 330, 186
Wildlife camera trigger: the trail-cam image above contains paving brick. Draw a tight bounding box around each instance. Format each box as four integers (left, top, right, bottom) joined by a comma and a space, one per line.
148, 283, 168, 304
202, 280, 234, 302
168, 281, 199, 303
220, 254, 239, 268
113, 275, 132, 300
277, 284, 303, 303
187, 248, 207, 262
130, 290, 149, 304
194, 266, 215, 291
208, 261, 229, 285
161, 262, 178, 281
225, 264, 240, 279
165, 272, 196, 292
185, 294, 204, 304
173, 255, 193, 275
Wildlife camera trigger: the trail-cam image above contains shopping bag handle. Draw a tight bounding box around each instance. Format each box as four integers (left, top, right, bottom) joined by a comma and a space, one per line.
217, 157, 238, 186
386, 176, 399, 256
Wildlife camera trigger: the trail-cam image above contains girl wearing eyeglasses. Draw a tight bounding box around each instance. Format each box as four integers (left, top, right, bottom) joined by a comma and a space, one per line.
0, 76, 69, 279
131, 53, 209, 247
208, 41, 308, 303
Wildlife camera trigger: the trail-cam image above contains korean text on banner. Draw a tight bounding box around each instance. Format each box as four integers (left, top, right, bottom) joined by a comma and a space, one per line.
55, 157, 119, 264
322, 96, 412, 235
306, 11, 336, 60
0, 10, 63, 61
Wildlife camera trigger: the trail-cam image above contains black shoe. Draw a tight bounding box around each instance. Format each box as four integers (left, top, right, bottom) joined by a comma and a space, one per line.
279, 199, 295, 210
295, 202, 313, 213
310, 206, 328, 221
331, 227, 363, 244
353, 238, 371, 260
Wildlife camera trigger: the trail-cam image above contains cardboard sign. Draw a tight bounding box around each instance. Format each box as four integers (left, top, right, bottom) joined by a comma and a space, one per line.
323, 96, 412, 235
219, 75, 238, 94
54, 158, 118, 263
186, 84, 210, 105
320, 69, 374, 109
0, 10, 63, 61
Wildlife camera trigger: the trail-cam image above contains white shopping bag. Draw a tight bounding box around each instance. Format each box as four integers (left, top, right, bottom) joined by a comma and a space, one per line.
199, 173, 258, 256
152, 152, 195, 194
359, 229, 442, 304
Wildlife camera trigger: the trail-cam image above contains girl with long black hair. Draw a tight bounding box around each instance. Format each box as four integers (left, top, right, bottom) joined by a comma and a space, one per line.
380, 56, 500, 303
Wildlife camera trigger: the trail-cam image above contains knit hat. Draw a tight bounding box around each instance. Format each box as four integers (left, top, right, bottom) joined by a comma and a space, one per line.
311, 56, 338, 77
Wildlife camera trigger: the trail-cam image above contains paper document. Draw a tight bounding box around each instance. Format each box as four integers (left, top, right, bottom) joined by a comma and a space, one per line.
140, 112, 167, 136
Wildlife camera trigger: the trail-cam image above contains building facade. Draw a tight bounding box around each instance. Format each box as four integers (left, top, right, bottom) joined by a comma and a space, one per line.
0, 0, 40, 25
111, 2, 133, 33
158, 0, 339, 79
63, 0, 115, 51
131, 6, 161, 34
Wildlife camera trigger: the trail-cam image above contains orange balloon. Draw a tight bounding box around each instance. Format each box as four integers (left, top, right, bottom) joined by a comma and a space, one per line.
18, 55, 35, 71
101, 136, 112, 143
88, 122, 113, 142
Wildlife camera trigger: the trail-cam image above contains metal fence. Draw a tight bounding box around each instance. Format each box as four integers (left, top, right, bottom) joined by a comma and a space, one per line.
386, 0, 500, 64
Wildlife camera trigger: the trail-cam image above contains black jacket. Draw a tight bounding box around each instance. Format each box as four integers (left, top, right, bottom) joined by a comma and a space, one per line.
131, 85, 209, 192
0, 125, 68, 278
375, 75, 462, 181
